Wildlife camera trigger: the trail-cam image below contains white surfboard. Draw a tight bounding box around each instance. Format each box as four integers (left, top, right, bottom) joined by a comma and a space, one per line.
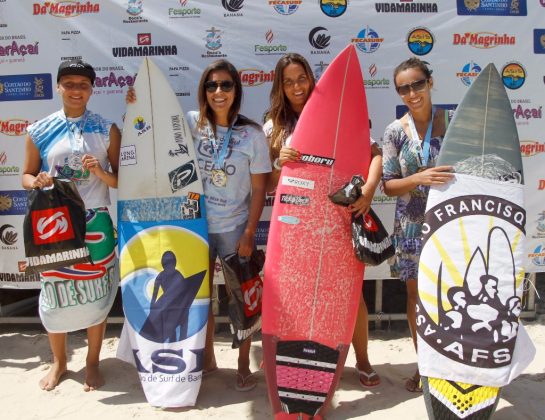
116, 58, 209, 408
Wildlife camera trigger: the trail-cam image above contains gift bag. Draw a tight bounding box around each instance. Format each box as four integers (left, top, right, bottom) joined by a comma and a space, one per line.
220, 249, 265, 348
329, 175, 394, 266
23, 178, 91, 274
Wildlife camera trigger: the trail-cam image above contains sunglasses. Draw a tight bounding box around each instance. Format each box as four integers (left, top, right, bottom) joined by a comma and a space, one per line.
204, 80, 235, 93
396, 78, 428, 96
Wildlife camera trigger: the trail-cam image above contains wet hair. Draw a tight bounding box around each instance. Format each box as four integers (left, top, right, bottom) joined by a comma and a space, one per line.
393, 57, 432, 88
267, 53, 315, 161
196, 59, 258, 136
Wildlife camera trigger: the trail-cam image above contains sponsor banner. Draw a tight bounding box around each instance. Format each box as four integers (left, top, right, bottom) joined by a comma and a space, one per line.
0, 73, 52, 101
456, 0, 527, 16
417, 174, 535, 386
0, 190, 28, 216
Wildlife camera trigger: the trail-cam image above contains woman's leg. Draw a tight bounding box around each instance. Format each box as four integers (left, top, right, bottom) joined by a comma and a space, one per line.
84, 320, 106, 391
39, 332, 68, 391
352, 296, 380, 387
405, 278, 421, 391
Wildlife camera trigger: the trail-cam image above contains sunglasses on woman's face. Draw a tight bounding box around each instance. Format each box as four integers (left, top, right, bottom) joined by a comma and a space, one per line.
204, 80, 235, 93
396, 78, 428, 96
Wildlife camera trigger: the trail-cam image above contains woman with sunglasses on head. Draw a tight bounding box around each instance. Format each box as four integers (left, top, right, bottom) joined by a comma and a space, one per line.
22, 60, 121, 392
264, 53, 382, 388
187, 59, 271, 392
382, 57, 454, 392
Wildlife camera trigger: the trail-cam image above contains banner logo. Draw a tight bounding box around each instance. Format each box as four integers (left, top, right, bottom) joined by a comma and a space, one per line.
0, 190, 27, 215
320, 0, 347, 17
32, 1, 100, 17
309, 27, 331, 54
32, 207, 75, 244
0, 118, 32, 136
375, 1, 438, 13
0, 73, 52, 101
222, 0, 244, 16
534, 29, 545, 54
457, 61, 482, 86
519, 141, 545, 157
0, 224, 17, 246
239, 68, 275, 86
364, 64, 390, 89
453, 32, 516, 49
202, 27, 227, 58
456, 0, 527, 16
407, 27, 434, 55
254, 30, 288, 55
313, 61, 329, 81
270, 1, 302, 15
502, 62, 526, 90
352, 26, 384, 53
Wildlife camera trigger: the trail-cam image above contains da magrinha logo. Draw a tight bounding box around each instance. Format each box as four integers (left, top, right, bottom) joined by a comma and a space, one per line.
417, 192, 526, 369
120, 226, 209, 343
502, 62, 526, 90
457, 61, 482, 86
407, 27, 434, 56
320, 0, 348, 17
352, 26, 384, 53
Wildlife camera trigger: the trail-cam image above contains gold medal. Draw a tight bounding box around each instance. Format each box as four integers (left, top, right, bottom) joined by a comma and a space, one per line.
211, 169, 227, 187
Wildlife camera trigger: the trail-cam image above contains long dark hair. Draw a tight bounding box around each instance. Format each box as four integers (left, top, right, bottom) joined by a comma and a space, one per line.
267, 53, 315, 161
196, 59, 258, 136
393, 57, 433, 88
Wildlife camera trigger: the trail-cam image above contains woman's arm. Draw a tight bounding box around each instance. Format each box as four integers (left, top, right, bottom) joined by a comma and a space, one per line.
22, 134, 53, 190
266, 145, 300, 192
237, 172, 267, 257
383, 166, 453, 197
349, 143, 383, 217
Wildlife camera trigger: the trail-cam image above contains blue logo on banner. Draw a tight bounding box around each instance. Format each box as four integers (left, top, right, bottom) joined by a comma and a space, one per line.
0, 74, 52, 102
396, 104, 457, 120
534, 29, 545, 54
0, 190, 28, 215
456, 0, 526, 16
320, 0, 347, 17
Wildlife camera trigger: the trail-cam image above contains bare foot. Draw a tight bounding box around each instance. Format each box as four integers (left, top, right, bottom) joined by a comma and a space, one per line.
39, 361, 67, 391
83, 363, 104, 392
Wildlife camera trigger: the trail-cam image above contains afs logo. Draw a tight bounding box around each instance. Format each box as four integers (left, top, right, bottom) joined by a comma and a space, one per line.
352, 26, 384, 53
31, 207, 74, 245
133, 116, 151, 136
502, 62, 526, 90
120, 227, 209, 343
0, 224, 17, 246
407, 27, 434, 55
457, 61, 482, 86
320, 0, 347, 18
270, 1, 302, 15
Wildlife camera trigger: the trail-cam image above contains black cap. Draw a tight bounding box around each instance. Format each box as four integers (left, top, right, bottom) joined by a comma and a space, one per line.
57, 60, 96, 84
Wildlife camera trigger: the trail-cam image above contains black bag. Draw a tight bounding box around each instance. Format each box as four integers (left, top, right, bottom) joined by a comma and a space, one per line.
220, 249, 265, 349
329, 175, 395, 266
23, 178, 91, 274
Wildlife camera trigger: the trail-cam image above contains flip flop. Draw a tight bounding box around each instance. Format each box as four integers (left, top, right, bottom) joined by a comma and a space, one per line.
235, 372, 257, 392
405, 374, 423, 393
356, 365, 381, 388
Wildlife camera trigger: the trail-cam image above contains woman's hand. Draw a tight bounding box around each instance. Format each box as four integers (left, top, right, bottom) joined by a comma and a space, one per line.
413, 165, 454, 186
277, 146, 300, 168
126, 86, 136, 104
349, 191, 373, 217
30, 171, 53, 189
81, 154, 103, 174
237, 229, 255, 258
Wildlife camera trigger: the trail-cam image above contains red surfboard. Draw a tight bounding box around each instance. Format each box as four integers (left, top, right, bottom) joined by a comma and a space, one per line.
262, 45, 371, 419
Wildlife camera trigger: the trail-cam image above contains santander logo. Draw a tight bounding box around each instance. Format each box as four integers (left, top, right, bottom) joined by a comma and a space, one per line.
31, 206, 74, 244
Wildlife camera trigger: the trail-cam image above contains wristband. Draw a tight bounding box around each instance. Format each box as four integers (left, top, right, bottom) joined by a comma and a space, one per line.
273, 157, 282, 170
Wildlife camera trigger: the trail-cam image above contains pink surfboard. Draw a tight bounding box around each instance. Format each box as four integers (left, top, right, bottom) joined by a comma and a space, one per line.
262, 45, 371, 419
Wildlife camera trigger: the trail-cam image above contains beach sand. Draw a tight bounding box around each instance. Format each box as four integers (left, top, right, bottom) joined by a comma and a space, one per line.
1, 320, 544, 420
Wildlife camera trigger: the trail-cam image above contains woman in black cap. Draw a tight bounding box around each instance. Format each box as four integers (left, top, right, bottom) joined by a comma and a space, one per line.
22, 60, 121, 392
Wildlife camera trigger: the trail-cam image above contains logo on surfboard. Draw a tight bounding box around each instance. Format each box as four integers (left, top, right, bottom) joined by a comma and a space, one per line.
169, 160, 199, 193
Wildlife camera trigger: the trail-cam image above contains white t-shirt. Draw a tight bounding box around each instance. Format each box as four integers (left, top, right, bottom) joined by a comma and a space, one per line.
187, 111, 272, 233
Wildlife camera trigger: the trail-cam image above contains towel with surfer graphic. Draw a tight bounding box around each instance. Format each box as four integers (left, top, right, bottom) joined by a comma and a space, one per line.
416, 174, 535, 387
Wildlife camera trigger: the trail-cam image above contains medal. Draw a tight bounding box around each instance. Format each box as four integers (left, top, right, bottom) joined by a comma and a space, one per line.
68, 153, 83, 170
407, 105, 436, 169
211, 168, 228, 187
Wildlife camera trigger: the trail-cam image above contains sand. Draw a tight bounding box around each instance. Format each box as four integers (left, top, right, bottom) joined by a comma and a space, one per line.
1, 320, 544, 420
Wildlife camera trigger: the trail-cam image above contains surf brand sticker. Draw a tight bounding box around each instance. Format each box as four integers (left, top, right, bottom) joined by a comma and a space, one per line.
280, 194, 310, 206
169, 160, 198, 193
299, 153, 335, 167
120, 145, 137, 166
282, 176, 315, 190
418, 176, 526, 373
133, 116, 151, 136
180, 192, 201, 220
278, 215, 300, 225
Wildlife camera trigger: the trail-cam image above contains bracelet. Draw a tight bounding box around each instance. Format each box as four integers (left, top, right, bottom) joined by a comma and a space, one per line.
273, 157, 282, 170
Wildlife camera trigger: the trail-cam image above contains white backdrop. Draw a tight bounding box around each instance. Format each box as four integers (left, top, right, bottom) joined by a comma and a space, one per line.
1, 0, 544, 288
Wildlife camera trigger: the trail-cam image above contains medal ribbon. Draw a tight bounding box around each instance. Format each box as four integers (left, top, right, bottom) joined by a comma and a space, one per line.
408, 105, 436, 167
65, 110, 89, 155
210, 124, 233, 170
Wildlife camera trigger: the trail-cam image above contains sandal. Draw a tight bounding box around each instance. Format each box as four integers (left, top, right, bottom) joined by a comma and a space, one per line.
356, 364, 381, 388
405, 373, 422, 393
235, 372, 257, 392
